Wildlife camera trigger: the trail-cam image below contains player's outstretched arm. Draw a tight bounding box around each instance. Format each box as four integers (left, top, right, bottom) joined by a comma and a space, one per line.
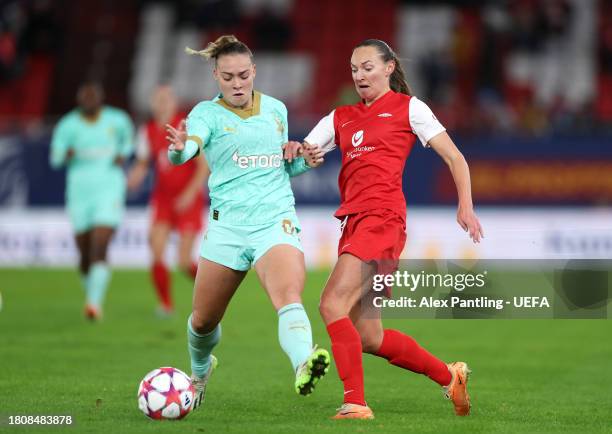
166, 119, 200, 165
428, 132, 484, 243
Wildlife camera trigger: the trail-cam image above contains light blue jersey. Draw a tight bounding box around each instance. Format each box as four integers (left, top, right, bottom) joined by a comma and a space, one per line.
169, 91, 309, 226
50, 106, 134, 231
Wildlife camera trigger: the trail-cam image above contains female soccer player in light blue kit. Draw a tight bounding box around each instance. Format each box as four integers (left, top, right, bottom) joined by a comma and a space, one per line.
50, 82, 134, 320
166, 35, 329, 409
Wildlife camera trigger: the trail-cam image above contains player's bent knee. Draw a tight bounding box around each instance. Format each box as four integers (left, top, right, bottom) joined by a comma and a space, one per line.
190, 312, 219, 335
270, 286, 302, 310
360, 333, 383, 354
319, 296, 348, 324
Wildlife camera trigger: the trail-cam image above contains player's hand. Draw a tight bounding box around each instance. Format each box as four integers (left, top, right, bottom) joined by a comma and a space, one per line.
282, 141, 303, 163
166, 119, 187, 152
303, 142, 325, 168
175, 190, 195, 212
457, 205, 484, 243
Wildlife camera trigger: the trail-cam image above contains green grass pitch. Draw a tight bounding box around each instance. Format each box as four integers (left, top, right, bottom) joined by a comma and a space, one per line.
1, 268, 611, 433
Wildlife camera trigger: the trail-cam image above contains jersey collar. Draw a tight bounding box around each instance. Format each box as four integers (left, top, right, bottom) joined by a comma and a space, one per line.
360, 89, 395, 110
214, 91, 261, 120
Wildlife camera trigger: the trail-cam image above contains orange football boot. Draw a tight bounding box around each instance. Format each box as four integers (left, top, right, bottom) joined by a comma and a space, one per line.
444, 361, 472, 416
84, 304, 102, 321
332, 403, 374, 420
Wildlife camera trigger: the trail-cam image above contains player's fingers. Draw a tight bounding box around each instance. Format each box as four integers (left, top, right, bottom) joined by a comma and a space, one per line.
286, 141, 301, 162
457, 218, 468, 232
179, 119, 186, 130
470, 218, 482, 243
477, 221, 484, 239
282, 142, 293, 161
166, 135, 180, 146
470, 224, 479, 243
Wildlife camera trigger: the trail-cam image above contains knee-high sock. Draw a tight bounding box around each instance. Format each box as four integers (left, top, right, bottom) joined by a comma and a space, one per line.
86, 262, 111, 308
375, 329, 452, 386
327, 317, 366, 406
187, 315, 221, 378
151, 262, 172, 309
277, 303, 313, 372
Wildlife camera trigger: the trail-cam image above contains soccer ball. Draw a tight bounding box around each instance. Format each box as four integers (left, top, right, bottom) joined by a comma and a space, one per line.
137, 367, 195, 420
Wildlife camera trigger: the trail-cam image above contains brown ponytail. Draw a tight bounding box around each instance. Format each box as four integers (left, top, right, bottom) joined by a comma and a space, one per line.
185, 34, 253, 62
354, 39, 412, 96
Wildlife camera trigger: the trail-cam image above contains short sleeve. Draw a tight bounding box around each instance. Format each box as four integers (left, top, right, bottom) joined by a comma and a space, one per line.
135, 125, 150, 160
409, 97, 446, 148
304, 110, 336, 153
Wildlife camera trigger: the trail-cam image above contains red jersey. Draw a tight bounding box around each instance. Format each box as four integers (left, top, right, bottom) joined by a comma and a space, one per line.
306, 91, 446, 221
331, 91, 416, 219
136, 113, 205, 201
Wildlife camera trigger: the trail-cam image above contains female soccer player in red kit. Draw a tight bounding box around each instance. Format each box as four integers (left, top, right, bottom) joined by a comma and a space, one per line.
128, 85, 209, 315
298, 39, 484, 419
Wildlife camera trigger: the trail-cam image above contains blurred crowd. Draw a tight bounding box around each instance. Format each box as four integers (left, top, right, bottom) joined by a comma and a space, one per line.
418, 0, 609, 135
0, 0, 610, 136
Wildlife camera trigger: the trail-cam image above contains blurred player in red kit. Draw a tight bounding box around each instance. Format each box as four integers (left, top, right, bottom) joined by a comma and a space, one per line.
128, 85, 209, 315
291, 39, 484, 419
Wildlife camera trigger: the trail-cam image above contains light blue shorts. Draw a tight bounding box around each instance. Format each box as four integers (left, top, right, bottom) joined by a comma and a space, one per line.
67, 191, 125, 233
200, 212, 303, 271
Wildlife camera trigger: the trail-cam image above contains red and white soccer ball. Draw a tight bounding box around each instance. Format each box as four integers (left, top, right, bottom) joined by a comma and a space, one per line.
137, 367, 195, 420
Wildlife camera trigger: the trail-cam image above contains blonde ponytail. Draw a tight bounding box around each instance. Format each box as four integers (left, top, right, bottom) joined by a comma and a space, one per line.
185, 35, 252, 62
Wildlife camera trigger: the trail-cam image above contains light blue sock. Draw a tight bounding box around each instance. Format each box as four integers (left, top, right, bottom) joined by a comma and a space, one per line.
187, 315, 221, 378
278, 303, 313, 372
86, 262, 111, 307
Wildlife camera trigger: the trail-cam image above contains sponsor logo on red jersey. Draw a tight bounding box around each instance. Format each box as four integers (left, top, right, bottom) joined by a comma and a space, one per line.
351, 130, 364, 147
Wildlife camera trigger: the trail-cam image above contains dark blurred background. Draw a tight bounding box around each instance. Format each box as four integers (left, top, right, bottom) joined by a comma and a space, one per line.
0, 0, 611, 209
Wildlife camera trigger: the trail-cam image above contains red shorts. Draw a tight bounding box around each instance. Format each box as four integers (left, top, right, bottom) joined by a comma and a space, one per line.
150, 194, 205, 234
337, 208, 406, 275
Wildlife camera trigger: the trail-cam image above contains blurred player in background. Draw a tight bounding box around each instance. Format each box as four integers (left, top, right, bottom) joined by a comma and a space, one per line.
299, 39, 484, 419
50, 81, 134, 321
128, 85, 208, 316
166, 35, 329, 410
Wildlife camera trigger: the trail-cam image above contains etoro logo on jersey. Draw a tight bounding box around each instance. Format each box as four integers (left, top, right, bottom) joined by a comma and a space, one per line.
347, 129, 375, 159
232, 151, 283, 169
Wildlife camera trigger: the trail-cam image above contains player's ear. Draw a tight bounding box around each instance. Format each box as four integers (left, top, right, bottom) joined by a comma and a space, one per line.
251, 63, 256, 79
385, 60, 395, 77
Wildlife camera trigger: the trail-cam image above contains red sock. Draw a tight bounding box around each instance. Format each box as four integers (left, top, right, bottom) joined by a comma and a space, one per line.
375, 329, 451, 386
189, 262, 198, 280
151, 262, 172, 309
326, 317, 366, 406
